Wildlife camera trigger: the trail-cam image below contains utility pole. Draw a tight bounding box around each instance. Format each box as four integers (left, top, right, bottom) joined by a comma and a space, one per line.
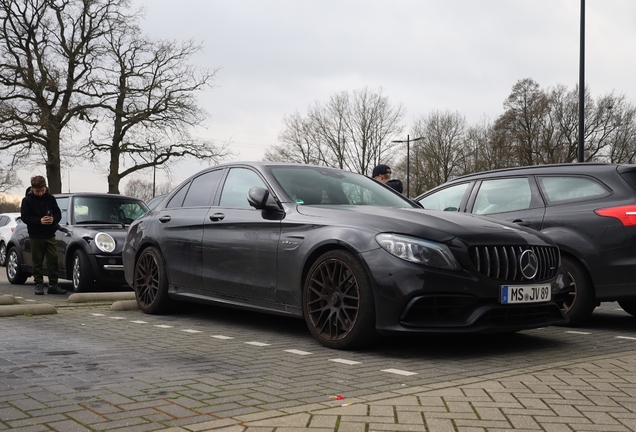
578, 0, 585, 162
391, 135, 425, 198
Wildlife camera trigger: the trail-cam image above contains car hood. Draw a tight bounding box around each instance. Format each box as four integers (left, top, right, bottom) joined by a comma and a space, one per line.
70, 225, 129, 245
295, 205, 554, 246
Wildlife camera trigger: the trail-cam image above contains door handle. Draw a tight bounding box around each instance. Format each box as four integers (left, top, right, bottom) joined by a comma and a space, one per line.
512, 219, 530, 226
158, 216, 172, 223
209, 213, 225, 221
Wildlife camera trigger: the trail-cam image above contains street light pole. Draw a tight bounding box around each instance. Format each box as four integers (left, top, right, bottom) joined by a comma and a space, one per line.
391, 135, 424, 198
578, 0, 585, 163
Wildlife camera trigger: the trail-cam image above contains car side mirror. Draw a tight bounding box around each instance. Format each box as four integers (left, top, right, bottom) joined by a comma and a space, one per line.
247, 187, 281, 211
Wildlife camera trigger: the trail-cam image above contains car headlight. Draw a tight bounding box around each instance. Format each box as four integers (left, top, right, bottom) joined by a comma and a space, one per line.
375, 233, 460, 270
95, 232, 116, 253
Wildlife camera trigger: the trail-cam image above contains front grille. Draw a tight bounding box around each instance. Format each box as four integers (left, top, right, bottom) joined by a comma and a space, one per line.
469, 245, 558, 282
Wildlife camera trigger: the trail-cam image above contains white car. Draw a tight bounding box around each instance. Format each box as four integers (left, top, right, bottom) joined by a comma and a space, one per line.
0, 212, 21, 267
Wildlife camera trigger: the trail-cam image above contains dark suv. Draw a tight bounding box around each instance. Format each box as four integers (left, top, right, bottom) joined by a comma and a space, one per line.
415, 163, 636, 325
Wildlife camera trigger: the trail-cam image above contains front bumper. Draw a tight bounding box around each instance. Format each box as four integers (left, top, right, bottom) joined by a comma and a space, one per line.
361, 248, 568, 334
90, 254, 127, 284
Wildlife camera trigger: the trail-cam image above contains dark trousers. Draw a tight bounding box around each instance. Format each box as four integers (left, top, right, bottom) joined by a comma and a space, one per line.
31, 237, 58, 285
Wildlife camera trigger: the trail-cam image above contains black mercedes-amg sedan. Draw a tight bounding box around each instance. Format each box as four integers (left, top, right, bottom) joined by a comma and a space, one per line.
123, 162, 567, 349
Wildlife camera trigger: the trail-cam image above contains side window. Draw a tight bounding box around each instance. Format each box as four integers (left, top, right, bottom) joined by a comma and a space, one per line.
418, 183, 469, 211
219, 168, 267, 208
56, 197, 69, 225
473, 178, 532, 215
538, 176, 609, 203
166, 182, 190, 208
182, 170, 223, 207
0, 216, 7, 227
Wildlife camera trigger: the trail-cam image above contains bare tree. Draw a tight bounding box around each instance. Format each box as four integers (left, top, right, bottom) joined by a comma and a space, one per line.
0, 0, 129, 193
408, 110, 468, 195
266, 87, 405, 175
493, 78, 551, 166
264, 112, 323, 164
123, 178, 171, 201
86, 21, 227, 194
493, 79, 636, 165
0, 168, 21, 194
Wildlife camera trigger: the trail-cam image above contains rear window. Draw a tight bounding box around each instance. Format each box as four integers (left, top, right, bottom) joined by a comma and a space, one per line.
538, 176, 609, 204
617, 166, 636, 192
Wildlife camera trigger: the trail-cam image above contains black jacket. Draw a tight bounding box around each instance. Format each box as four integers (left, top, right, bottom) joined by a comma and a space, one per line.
20, 188, 62, 239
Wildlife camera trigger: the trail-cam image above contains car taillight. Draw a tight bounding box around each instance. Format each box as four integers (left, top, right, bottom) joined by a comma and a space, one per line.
594, 205, 636, 227
11, 227, 14, 232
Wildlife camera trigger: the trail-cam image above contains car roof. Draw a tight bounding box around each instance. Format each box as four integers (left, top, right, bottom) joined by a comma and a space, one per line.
53, 192, 142, 200
449, 162, 636, 182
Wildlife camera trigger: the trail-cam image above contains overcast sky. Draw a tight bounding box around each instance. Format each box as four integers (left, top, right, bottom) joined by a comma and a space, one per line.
5, 0, 636, 197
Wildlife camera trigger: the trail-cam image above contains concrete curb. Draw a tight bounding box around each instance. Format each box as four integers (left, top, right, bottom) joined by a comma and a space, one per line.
0, 303, 57, 317
0, 295, 19, 305
110, 300, 139, 311
68, 292, 136, 303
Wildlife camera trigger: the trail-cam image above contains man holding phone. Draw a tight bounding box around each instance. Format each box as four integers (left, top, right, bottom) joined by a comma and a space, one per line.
20, 175, 66, 295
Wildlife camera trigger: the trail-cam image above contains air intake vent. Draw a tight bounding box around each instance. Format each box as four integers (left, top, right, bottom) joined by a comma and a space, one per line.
469, 245, 558, 282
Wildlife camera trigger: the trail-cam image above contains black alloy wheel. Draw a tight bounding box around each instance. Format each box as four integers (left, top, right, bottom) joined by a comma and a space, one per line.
303, 250, 376, 349
6, 246, 28, 284
133, 247, 171, 314
72, 249, 93, 292
558, 256, 597, 326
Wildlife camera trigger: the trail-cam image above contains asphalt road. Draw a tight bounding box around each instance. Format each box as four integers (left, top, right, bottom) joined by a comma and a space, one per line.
2, 269, 636, 432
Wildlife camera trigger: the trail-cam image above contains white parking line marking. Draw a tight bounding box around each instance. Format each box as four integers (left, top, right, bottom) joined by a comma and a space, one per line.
91, 313, 105, 316
130, 320, 148, 324
616, 336, 636, 340
245, 341, 270, 346
382, 368, 418, 376
329, 358, 361, 365
182, 329, 202, 333
285, 349, 312, 355
24, 299, 37, 302
566, 331, 591, 335
109, 317, 126, 320
154, 325, 173, 328
212, 335, 233, 340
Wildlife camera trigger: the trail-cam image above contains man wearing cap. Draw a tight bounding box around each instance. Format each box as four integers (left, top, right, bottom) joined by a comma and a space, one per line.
372, 164, 392, 184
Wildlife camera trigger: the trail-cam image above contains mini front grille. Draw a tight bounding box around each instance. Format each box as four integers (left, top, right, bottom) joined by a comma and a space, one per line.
469, 245, 558, 282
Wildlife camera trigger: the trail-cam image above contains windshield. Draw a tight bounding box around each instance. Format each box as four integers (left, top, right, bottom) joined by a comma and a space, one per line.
270, 166, 416, 208
72, 196, 148, 224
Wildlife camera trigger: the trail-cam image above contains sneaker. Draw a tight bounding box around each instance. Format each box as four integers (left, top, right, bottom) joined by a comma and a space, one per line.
47, 284, 67, 295
35, 284, 45, 295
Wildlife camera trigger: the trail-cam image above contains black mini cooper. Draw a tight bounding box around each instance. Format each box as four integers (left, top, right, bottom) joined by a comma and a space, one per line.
6, 193, 148, 292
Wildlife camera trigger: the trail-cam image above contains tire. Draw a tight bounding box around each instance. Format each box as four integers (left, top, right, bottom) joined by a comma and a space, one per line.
72, 249, 94, 292
6, 246, 29, 284
0, 242, 7, 266
557, 256, 596, 326
618, 300, 636, 317
302, 250, 377, 350
133, 247, 171, 314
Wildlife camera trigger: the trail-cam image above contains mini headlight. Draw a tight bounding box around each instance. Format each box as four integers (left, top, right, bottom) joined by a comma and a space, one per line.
95, 232, 116, 253
375, 233, 460, 270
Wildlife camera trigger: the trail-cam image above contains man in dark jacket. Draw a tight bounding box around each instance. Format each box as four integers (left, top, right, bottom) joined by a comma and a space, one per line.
20, 176, 66, 295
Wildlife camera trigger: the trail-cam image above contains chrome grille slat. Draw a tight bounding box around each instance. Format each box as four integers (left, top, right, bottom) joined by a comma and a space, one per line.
469, 245, 559, 282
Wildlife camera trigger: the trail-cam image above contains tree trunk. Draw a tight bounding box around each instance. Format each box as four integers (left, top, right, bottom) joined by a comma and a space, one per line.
45, 129, 62, 194
107, 140, 121, 194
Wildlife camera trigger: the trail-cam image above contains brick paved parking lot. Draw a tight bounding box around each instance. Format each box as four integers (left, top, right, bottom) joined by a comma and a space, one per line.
2, 271, 636, 432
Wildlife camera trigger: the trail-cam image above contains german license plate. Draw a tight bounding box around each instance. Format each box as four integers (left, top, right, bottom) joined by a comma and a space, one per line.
501, 285, 551, 304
